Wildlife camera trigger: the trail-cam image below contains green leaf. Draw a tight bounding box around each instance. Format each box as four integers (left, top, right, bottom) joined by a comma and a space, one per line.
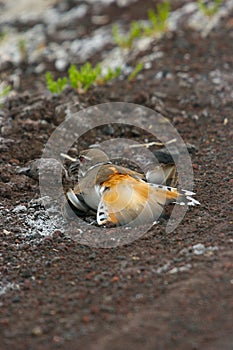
198, 0, 223, 17
128, 62, 144, 81
45, 72, 67, 94
144, 1, 170, 36
101, 66, 122, 83
112, 20, 143, 49
68, 62, 102, 92
0, 84, 11, 108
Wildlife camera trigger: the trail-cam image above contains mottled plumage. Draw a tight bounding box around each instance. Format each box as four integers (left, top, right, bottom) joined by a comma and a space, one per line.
64, 149, 199, 226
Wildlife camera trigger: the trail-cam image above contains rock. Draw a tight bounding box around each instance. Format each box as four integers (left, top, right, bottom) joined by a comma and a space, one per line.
31, 326, 43, 336
0, 182, 12, 198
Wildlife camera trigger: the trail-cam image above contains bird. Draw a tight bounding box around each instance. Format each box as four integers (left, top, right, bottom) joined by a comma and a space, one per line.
64, 148, 200, 226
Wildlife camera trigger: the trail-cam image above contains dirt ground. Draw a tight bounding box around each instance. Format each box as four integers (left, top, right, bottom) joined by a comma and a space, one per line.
0, 0, 233, 349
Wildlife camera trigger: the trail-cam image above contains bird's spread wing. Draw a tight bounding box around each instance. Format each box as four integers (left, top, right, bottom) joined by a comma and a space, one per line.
66, 188, 89, 212
97, 173, 199, 226
97, 174, 164, 226
65, 161, 199, 225
146, 164, 177, 187
149, 184, 200, 206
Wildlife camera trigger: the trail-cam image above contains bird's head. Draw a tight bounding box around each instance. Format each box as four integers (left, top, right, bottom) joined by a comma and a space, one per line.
78, 149, 110, 176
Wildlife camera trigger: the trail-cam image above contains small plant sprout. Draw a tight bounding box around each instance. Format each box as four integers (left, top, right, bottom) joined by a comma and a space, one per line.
198, 0, 223, 17
128, 63, 144, 81
45, 72, 68, 94
18, 39, 27, 60
99, 67, 122, 84
45, 63, 123, 95
112, 1, 170, 49
112, 21, 143, 49
68, 62, 101, 93
0, 84, 11, 108
143, 1, 170, 36
0, 30, 7, 41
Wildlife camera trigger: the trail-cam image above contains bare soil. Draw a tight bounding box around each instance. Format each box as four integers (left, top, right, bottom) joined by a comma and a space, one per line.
0, 1, 233, 349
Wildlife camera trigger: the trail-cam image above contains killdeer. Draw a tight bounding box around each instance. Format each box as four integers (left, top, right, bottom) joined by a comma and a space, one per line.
64, 149, 200, 226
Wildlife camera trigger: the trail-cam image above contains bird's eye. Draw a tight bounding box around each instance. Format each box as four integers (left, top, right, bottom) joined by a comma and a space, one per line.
79, 156, 86, 163
79, 154, 92, 163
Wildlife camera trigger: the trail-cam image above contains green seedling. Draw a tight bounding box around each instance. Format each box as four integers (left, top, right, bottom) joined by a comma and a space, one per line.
18, 39, 27, 60
112, 1, 170, 49
45, 62, 122, 95
68, 62, 101, 93
198, 0, 223, 17
99, 67, 122, 83
69, 63, 121, 91
128, 62, 144, 81
0, 30, 7, 41
143, 1, 170, 36
45, 72, 68, 94
0, 84, 11, 108
112, 21, 143, 49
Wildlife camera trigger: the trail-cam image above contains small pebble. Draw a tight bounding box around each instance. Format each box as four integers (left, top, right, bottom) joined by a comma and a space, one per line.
112, 276, 119, 282
82, 315, 90, 323
0, 183, 12, 198
193, 243, 205, 255
12, 205, 27, 213
55, 59, 68, 72
32, 326, 43, 336
3, 229, 11, 235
